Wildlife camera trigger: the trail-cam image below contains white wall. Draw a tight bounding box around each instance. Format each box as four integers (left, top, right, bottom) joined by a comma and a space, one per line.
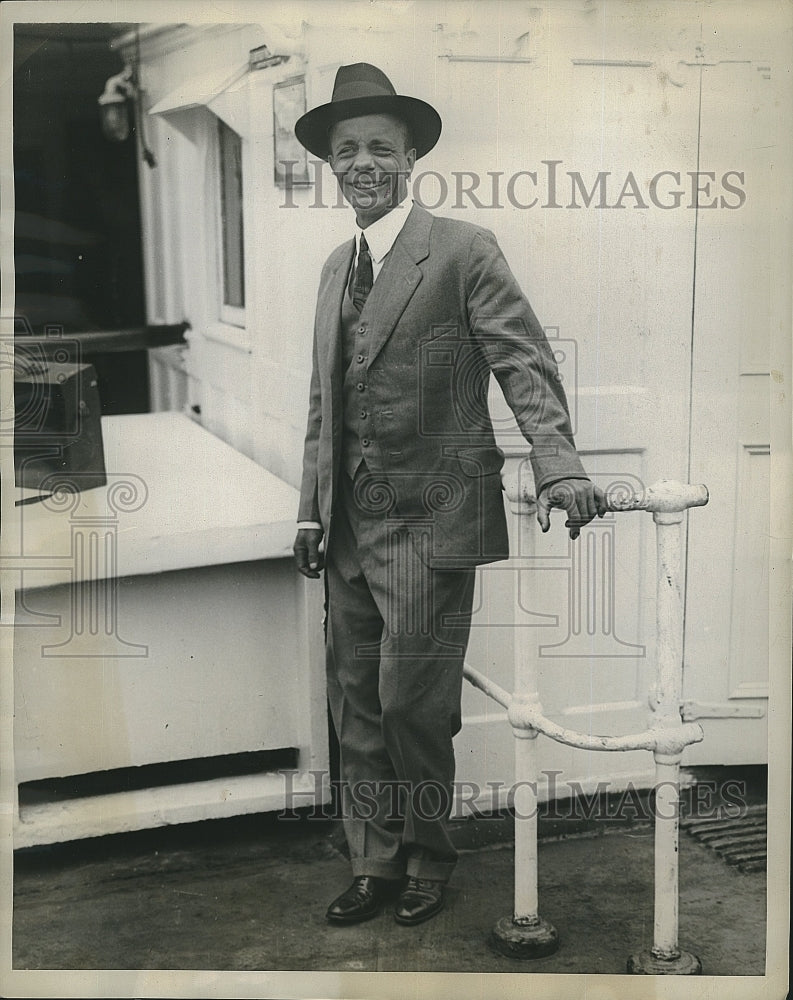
126, 1, 786, 791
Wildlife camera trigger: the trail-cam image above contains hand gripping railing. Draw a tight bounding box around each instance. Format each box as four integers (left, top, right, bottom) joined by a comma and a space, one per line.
463, 472, 709, 974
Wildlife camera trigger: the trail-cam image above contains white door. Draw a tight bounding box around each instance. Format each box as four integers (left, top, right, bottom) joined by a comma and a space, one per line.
441, 8, 773, 807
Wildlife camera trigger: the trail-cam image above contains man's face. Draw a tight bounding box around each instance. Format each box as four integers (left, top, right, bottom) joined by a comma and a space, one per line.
328, 113, 416, 227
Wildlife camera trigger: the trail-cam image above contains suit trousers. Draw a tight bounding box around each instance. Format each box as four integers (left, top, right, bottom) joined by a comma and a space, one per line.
325, 465, 476, 882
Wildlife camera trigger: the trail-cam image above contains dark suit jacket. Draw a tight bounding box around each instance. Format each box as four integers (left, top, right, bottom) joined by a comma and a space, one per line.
298, 203, 588, 566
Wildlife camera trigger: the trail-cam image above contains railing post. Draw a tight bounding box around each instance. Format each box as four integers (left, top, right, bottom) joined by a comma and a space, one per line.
489, 463, 559, 959
627, 508, 702, 975
464, 474, 707, 968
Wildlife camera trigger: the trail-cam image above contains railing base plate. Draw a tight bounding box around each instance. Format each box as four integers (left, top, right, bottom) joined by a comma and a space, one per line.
627, 949, 702, 975
489, 915, 559, 960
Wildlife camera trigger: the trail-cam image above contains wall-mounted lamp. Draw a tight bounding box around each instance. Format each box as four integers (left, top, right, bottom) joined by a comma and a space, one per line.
98, 66, 135, 142
98, 27, 157, 169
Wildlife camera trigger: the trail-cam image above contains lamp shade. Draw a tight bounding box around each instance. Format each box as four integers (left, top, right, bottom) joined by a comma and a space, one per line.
98, 67, 135, 143
99, 94, 131, 142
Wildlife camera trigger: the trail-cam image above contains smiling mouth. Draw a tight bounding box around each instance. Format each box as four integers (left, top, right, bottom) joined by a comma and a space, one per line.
351, 178, 389, 191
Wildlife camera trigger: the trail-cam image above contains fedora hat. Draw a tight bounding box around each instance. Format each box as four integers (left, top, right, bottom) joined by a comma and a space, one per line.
294, 62, 442, 161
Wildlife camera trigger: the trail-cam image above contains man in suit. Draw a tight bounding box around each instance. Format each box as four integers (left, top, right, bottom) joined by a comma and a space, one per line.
293, 63, 604, 926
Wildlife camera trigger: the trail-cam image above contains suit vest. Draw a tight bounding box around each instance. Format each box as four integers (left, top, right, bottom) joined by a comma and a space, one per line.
340, 278, 380, 479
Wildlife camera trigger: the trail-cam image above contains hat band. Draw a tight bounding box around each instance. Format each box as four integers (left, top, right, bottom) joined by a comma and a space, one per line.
332, 82, 396, 103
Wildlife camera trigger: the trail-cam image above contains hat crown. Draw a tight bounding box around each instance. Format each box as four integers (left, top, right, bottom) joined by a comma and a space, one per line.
294, 61, 441, 161
331, 63, 398, 104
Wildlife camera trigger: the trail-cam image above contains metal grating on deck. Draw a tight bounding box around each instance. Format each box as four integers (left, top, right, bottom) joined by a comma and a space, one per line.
680, 803, 767, 873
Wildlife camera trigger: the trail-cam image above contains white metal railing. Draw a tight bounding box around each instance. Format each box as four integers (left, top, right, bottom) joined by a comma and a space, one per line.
464, 470, 709, 975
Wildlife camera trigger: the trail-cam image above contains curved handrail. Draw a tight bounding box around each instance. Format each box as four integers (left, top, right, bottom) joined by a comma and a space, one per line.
463, 662, 704, 755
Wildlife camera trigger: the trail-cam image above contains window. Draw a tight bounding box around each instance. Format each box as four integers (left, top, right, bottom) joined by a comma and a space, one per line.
217, 118, 245, 323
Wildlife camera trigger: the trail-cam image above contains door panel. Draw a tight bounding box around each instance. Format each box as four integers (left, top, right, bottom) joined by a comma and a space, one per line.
446, 16, 701, 804
683, 58, 775, 763
450, 10, 775, 805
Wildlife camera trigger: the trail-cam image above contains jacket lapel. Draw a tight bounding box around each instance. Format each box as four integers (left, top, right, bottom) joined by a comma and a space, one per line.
365, 204, 432, 368
317, 239, 355, 387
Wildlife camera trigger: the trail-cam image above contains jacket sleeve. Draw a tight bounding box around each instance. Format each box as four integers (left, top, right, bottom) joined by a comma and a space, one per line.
465, 229, 589, 495
297, 322, 322, 524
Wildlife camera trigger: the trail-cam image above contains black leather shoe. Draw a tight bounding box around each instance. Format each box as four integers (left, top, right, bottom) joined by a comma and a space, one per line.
393, 877, 445, 926
326, 875, 394, 924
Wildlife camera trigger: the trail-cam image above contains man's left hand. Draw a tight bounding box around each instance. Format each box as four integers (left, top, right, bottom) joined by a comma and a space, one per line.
537, 479, 607, 540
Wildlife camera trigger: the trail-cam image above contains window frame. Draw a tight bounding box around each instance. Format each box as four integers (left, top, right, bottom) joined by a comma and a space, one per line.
213, 115, 247, 334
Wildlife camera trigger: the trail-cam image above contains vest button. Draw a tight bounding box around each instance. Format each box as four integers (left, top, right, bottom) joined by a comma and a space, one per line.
360, 409, 367, 419
361, 438, 370, 447
356, 382, 365, 392
358, 326, 366, 335
356, 354, 365, 364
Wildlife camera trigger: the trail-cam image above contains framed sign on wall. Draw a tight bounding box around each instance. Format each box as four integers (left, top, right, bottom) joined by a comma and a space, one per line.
273, 76, 310, 187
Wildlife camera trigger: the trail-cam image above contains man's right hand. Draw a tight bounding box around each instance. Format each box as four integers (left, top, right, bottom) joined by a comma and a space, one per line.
293, 528, 325, 578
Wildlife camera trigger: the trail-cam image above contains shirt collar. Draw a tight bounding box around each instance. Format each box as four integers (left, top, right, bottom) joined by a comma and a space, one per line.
356, 198, 412, 263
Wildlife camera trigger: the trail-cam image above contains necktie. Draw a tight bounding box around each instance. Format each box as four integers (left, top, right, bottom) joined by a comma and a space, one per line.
351, 233, 373, 312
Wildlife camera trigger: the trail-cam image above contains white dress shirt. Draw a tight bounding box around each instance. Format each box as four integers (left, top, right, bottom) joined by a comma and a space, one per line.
297, 199, 413, 531
355, 197, 411, 281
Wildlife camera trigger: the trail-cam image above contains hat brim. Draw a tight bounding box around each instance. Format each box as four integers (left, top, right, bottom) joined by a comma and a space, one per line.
294, 95, 442, 161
